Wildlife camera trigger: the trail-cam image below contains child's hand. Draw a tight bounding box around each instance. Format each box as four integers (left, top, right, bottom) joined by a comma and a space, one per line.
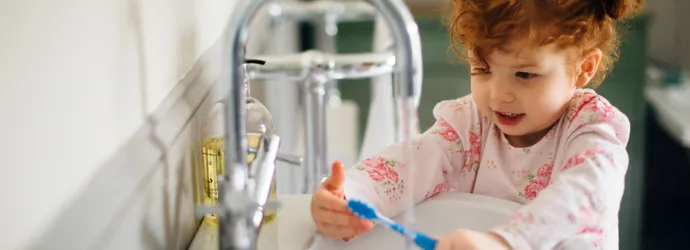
310, 161, 374, 239
434, 230, 512, 250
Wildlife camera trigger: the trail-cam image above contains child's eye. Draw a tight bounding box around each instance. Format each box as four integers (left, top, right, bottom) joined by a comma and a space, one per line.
515, 71, 538, 80
471, 67, 491, 76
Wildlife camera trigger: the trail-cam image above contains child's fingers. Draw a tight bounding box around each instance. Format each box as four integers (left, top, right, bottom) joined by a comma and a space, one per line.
323, 161, 346, 192
317, 222, 372, 239
318, 223, 358, 239
314, 188, 350, 213
313, 207, 370, 228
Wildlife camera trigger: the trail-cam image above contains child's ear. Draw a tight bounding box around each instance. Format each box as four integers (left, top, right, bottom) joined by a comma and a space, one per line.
575, 49, 603, 88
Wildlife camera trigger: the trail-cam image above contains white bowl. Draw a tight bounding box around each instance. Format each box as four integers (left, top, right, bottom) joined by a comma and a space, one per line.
257, 193, 522, 250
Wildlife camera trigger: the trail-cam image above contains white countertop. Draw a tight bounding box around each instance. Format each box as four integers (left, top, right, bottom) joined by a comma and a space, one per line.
645, 85, 690, 148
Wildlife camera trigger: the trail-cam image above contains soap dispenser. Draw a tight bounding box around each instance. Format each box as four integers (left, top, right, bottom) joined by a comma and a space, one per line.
200, 58, 280, 225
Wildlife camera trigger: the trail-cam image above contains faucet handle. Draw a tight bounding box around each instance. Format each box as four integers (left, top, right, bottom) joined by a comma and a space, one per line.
249, 147, 303, 166
276, 153, 303, 166
249, 133, 281, 207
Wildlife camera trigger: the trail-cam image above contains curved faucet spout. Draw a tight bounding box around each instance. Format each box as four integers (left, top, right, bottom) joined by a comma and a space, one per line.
220, 0, 269, 249
367, 0, 423, 107
267, 1, 377, 23
220, 0, 423, 249
366, 0, 423, 145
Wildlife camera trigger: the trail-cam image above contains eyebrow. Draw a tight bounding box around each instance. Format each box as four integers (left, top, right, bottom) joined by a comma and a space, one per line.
510, 62, 539, 69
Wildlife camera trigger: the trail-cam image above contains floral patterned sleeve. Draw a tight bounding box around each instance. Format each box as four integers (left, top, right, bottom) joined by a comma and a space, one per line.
342, 96, 482, 220
491, 93, 631, 250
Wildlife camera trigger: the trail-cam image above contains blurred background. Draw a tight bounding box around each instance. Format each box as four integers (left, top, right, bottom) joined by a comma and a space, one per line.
0, 0, 688, 249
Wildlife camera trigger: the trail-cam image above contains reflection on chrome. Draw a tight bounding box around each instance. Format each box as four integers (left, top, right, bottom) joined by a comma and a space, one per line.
214, 0, 423, 248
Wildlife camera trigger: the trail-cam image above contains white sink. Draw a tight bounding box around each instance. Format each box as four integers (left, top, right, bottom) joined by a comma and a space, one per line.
257, 193, 522, 250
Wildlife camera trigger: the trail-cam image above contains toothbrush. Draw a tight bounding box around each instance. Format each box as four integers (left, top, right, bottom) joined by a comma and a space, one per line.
347, 199, 437, 250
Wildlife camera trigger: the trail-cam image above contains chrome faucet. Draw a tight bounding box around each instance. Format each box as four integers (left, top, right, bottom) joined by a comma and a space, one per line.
246, 50, 397, 193
266, 1, 377, 25
218, 0, 423, 249
265, 1, 379, 105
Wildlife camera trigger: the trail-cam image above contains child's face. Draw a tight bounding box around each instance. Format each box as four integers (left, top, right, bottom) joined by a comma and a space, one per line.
469, 41, 597, 146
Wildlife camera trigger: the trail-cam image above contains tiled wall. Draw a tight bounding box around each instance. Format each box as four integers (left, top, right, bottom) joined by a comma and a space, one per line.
0, 0, 257, 249
26, 32, 232, 249
0, 0, 314, 247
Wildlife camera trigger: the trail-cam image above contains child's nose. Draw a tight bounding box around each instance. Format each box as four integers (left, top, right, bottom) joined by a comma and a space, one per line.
489, 81, 516, 103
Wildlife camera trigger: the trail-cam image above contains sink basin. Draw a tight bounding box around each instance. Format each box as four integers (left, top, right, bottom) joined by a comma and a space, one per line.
188, 193, 521, 249
258, 193, 522, 250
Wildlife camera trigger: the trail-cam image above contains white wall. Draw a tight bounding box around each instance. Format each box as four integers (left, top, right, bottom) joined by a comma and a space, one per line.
0, 0, 238, 249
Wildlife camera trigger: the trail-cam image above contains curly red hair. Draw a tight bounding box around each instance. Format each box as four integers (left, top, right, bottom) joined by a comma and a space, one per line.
446, 0, 643, 87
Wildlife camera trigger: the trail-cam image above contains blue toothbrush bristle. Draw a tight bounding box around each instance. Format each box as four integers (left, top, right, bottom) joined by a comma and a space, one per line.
347, 199, 377, 220
346, 199, 438, 250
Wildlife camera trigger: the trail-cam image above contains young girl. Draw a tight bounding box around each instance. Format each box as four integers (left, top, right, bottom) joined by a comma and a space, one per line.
310, 0, 643, 249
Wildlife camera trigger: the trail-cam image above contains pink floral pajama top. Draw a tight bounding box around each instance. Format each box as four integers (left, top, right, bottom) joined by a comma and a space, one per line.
342, 89, 630, 249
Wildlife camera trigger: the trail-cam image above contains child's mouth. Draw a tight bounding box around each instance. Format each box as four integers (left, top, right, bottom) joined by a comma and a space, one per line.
495, 112, 525, 126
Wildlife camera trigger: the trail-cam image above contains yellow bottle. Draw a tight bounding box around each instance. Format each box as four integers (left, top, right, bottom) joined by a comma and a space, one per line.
201, 131, 278, 225
200, 58, 278, 226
